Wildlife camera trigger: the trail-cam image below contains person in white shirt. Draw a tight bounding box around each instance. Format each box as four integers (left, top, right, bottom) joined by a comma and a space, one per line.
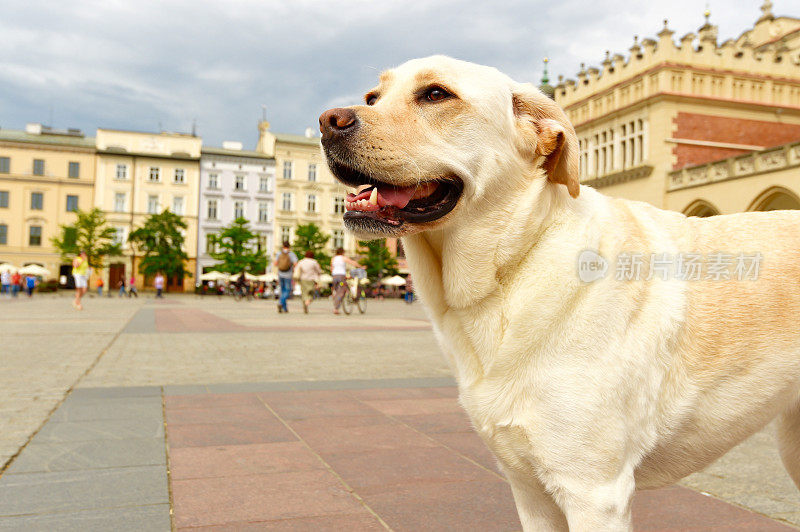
330, 247, 361, 315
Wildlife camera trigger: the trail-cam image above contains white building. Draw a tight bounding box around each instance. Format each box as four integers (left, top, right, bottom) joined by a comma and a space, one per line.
197, 142, 275, 277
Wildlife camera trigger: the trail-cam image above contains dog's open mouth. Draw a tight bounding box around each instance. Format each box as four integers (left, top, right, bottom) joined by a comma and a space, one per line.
329, 160, 463, 227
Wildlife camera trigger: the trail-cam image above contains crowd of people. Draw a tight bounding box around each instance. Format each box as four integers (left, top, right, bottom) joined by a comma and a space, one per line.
0, 269, 39, 298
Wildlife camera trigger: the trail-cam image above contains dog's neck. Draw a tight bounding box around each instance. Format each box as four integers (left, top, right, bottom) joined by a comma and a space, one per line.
403, 178, 579, 313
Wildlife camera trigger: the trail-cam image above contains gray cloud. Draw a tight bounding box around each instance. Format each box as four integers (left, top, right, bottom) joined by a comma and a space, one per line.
0, 0, 791, 146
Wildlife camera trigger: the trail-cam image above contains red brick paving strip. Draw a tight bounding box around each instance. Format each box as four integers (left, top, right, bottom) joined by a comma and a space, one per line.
166, 387, 795, 530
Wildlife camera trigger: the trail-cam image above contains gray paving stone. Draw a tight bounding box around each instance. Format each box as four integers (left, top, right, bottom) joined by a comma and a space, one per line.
0, 466, 168, 516
122, 307, 156, 334
69, 386, 162, 399
0, 503, 170, 532
162, 384, 209, 396
32, 418, 164, 443
52, 396, 163, 422
5, 438, 165, 474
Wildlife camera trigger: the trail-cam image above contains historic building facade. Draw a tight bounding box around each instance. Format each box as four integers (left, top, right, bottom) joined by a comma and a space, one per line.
94, 128, 201, 291
0, 124, 96, 282
256, 120, 357, 258
552, 1, 800, 215
197, 143, 275, 276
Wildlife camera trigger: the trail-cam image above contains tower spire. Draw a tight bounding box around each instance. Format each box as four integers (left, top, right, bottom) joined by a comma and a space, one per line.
538, 57, 555, 100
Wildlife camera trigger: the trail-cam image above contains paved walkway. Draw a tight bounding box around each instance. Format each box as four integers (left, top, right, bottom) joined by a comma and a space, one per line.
0, 294, 798, 529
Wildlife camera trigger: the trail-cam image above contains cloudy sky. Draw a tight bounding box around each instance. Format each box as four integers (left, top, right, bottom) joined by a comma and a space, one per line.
1, 0, 795, 147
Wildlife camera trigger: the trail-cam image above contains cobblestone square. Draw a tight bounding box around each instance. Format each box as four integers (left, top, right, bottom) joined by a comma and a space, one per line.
0, 293, 798, 529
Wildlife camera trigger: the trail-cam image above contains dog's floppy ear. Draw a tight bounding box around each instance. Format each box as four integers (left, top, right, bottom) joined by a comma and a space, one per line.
512, 85, 580, 198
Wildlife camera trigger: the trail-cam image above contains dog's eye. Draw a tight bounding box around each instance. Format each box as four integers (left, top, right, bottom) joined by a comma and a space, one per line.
365, 94, 378, 106
424, 86, 451, 102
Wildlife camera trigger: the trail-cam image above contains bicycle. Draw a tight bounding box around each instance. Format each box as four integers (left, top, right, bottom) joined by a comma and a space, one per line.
335, 277, 367, 315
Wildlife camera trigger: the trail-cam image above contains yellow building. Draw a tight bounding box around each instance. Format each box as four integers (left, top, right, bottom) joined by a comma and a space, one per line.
94, 128, 201, 291
552, 1, 800, 215
256, 121, 357, 260
0, 124, 96, 282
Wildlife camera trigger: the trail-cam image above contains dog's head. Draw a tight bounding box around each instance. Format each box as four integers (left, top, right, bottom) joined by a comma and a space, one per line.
320, 55, 579, 238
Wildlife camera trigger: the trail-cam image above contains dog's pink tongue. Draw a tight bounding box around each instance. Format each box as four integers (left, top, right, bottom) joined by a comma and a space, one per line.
377, 186, 416, 209
348, 186, 416, 209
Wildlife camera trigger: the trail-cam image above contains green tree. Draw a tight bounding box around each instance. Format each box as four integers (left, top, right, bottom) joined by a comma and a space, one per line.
51, 208, 122, 269
357, 239, 398, 280
292, 222, 331, 269
128, 210, 191, 286
208, 217, 268, 274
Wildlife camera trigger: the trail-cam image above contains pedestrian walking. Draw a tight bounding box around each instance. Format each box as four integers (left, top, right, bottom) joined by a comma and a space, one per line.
118, 279, 126, 297
72, 250, 89, 310
25, 274, 36, 297
1, 269, 11, 297
274, 241, 297, 313
331, 247, 361, 315
128, 276, 138, 298
154, 272, 165, 298
294, 250, 323, 314
405, 275, 414, 304
11, 271, 21, 298
97, 277, 104, 297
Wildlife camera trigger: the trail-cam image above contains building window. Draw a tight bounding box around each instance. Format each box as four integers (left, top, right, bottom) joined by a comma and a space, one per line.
205, 233, 215, 253
0, 157, 9, 174
66, 195, 78, 212
281, 226, 291, 244
31, 192, 43, 210
29, 225, 42, 246
114, 192, 126, 213
149, 167, 160, 182
281, 192, 292, 211
234, 201, 244, 219
259, 176, 270, 192
172, 196, 184, 215
235, 175, 245, 190
283, 160, 292, 179
112, 226, 127, 245
0, 224, 6, 244
208, 173, 218, 189
333, 196, 345, 214
308, 164, 317, 182
207, 200, 218, 220
68, 162, 80, 178
0, 190, 8, 208
174, 168, 185, 183
256, 233, 267, 253
116, 164, 127, 179
147, 194, 159, 214
258, 202, 270, 222
332, 229, 344, 250
306, 194, 317, 212
33, 159, 45, 176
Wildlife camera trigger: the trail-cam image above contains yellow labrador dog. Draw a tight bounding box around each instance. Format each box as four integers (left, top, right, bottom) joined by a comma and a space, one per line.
319, 56, 800, 531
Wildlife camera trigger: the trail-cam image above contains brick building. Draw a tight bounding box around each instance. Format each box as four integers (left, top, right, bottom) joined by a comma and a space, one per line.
553, 1, 800, 215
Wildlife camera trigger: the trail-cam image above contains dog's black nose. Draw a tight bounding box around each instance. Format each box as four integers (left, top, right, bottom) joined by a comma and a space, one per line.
319, 108, 358, 139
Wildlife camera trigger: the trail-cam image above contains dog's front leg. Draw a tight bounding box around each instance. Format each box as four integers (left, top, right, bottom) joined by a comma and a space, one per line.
503, 468, 568, 531
553, 474, 635, 532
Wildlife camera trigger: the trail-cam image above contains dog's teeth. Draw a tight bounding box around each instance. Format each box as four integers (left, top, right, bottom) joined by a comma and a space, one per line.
369, 187, 378, 205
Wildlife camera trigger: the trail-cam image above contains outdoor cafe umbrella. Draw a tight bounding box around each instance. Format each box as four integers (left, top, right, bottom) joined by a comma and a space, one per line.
256, 273, 278, 283
19, 264, 51, 277
199, 271, 230, 282
0, 263, 18, 273
381, 275, 407, 287
234, 272, 258, 281
317, 273, 333, 285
